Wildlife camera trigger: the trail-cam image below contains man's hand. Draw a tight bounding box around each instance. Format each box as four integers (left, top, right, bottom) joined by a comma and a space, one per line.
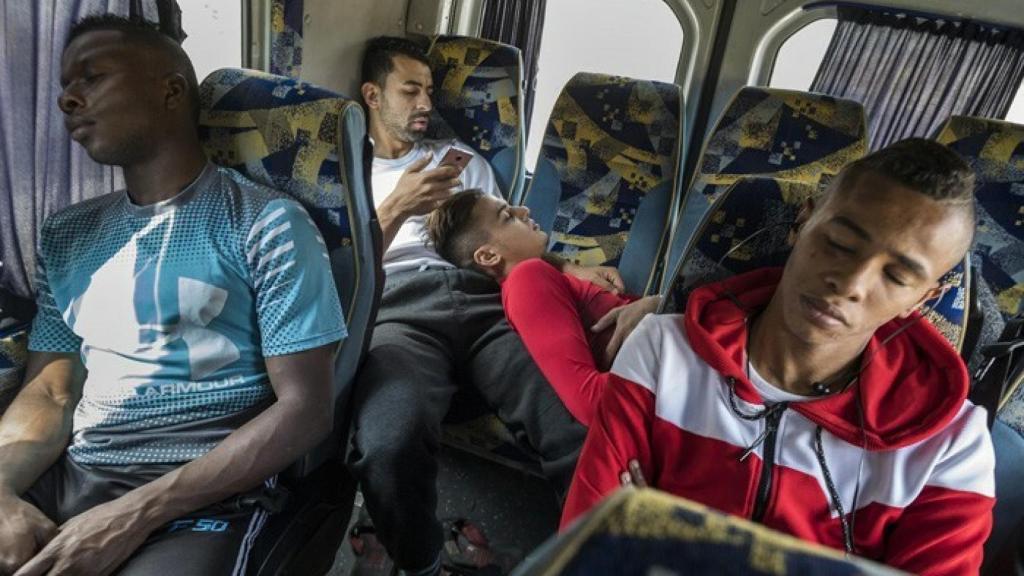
619, 459, 648, 488
591, 295, 661, 368
564, 263, 625, 295
13, 497, 152, 576
0, 494, 57, 576
379, 156, 461, 221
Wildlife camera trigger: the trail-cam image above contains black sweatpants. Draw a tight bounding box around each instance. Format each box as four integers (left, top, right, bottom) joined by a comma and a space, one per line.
347, 267, 587, 571
23, 455, 276, 575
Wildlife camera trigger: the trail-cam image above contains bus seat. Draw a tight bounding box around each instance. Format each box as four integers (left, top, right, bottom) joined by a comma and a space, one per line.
198, 67, 383, 575
512, 488, 903, 576
934, 115, 1024, 414
659, 176, 970, 353
935, 116, 1024, 573
427, 35, 526, 202
662, 87, 868, 293
522, 72, 684, 295
0, 322, 29, 414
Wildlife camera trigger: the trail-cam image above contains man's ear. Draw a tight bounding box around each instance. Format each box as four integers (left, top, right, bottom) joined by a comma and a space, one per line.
900, 283, 951, 319
361, 82, 381, 110
473, 244, 503, 275
163, 73, 189, 112
788, 197, 816, 247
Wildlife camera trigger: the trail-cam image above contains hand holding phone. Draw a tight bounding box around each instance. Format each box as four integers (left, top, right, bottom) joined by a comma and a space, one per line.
439, 146, 473, 173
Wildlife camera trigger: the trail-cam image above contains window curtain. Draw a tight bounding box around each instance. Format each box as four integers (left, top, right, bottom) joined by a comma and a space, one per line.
480, 0, 546, 132
0, 0, 181, 300
811, 6, 1024, 150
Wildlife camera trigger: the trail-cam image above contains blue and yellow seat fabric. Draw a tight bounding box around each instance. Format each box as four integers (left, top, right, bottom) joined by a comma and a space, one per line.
511, 488, 903, 576
199, 68, 382, 575
427, 35, 525, 202
440, 73, 684, 476
523, 72, 684, 296
0, 320, 29, 414
935, 115, 1024, 567
659, 176, 971, 353
662, 87, 868, 293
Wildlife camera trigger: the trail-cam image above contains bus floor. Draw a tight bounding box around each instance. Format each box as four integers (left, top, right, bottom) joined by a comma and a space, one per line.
330, 445, 562, 575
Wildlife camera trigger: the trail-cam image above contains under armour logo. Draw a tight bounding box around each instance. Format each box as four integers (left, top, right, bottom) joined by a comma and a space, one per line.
178, 277, 240, 380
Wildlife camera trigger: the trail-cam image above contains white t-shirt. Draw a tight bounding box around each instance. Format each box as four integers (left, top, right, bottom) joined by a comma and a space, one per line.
747, 361, 814, 404
372, 139, 501, 275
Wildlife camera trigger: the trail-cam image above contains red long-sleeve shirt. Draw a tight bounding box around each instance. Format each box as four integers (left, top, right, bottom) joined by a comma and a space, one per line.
501, 258, 635, 426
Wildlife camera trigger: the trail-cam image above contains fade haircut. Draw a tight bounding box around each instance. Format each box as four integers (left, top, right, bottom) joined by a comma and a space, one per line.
361, 35, 431, 88
426, 190, 491, 271
831, 138, 975, 213
66, 14, 201, 125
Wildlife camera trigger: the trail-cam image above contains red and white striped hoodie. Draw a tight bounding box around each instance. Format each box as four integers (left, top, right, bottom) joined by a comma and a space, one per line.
562, 268, 995, 575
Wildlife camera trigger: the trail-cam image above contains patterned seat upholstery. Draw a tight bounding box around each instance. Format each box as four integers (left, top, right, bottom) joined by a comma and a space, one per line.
511, 488, 902, 576
269, 0, 303, 78
0, 322, 29, 414
199, 68, 381, 475
662, 87, 868, 292
660, 177, 970, 352
523, 72, 684, 295
935, 115, 1024, 434
427, 35, 525, 202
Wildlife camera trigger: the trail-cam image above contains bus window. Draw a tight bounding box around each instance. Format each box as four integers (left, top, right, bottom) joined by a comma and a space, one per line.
1007, 83, 1024, 124
768, 19, 837, 91
179, 0, 243, 81
525, 0, 684, 172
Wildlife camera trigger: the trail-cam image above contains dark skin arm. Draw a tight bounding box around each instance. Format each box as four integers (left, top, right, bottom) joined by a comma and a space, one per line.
0, 352, 85, 575
13, 343, 337, 576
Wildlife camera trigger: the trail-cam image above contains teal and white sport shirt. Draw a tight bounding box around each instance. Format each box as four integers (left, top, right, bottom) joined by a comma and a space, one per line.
29, 163, 346, 465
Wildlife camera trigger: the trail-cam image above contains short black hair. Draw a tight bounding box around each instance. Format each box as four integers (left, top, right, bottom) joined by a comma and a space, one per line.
361, 35, 431, 87
830, 138, 976, 242
66, 14, 200, 125
426, 190, 490, 270
834, 138, 975, 204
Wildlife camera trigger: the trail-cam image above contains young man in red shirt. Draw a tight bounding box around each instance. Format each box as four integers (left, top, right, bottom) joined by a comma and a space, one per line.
426, 191, 661, 427
563, 138, 995, 576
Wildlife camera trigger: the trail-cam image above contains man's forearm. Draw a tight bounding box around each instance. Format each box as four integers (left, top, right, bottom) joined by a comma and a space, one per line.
376, 200, 407, 253
120, 396, 332, 530
0, 380, 77, 496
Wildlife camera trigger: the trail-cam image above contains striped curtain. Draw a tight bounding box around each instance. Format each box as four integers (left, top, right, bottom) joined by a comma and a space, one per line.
811, 6, 1024, 149
480, 0, 547, 131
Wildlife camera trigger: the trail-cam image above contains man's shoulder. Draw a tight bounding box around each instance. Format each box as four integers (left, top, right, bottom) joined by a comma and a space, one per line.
40, 192, 123, 242
207, 166, 311, 226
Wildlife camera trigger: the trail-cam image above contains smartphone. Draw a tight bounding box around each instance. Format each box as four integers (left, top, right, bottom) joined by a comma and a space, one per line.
439, 146, 473, 173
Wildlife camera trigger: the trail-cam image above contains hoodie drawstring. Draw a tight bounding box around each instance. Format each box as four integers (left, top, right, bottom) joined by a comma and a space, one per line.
814, 425, 855, 555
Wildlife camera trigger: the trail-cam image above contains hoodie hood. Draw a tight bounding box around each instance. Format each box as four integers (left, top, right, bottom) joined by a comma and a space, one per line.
684, 268, 969, 451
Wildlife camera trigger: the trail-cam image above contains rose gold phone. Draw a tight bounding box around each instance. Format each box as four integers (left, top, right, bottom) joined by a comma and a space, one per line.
440, 146, 473, 172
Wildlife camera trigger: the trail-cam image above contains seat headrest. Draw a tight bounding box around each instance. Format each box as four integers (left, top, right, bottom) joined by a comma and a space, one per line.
535, 72, 683, 272
427, 35, 525, 199
936, 115, 1024, 322
198, 68, 367, 252
693, 87, 867, 202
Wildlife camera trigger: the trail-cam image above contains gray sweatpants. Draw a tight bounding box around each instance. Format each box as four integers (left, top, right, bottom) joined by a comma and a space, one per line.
347, 267, 586, 571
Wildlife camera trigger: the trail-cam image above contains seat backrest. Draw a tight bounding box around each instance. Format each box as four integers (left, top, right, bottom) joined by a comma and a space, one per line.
660, 176, 970, 352
522, 72, 684, 295
427, 35, 525, 202
0, 322, 29, 414
199, 68, 382, 476
935, 115, 1024, 433
512, 488, 903, 576
663, 87, 868, 292
935, 116, 1024, 324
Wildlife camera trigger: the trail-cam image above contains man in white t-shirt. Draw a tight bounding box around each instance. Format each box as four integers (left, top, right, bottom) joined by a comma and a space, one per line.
349, 36, 634, 576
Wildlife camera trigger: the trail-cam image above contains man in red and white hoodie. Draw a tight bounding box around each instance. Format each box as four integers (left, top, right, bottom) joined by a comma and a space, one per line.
562, 138, 996, 576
